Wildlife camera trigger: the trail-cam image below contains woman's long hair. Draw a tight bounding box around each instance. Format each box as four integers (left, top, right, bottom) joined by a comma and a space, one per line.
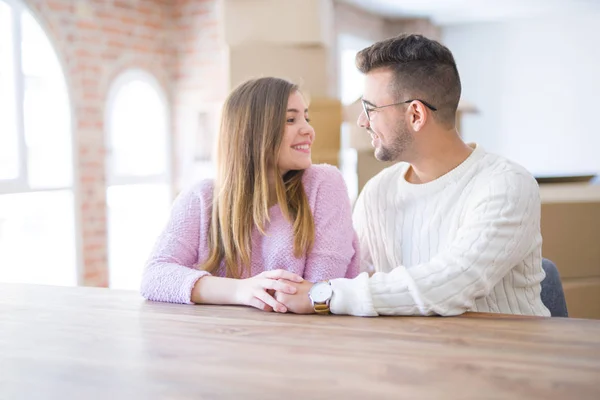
200, 77, 315, 278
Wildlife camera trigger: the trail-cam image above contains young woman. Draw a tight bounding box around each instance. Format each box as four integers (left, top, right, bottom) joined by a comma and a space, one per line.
141, 77, 359, 312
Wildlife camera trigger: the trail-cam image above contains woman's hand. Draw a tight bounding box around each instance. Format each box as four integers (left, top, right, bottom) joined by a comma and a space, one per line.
234, 270, 303, 313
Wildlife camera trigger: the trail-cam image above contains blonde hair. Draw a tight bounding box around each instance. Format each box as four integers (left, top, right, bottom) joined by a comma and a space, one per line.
200, 77, 315, 278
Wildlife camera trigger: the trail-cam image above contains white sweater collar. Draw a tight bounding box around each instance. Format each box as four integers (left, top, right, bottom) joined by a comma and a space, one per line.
398, 144, 486, 194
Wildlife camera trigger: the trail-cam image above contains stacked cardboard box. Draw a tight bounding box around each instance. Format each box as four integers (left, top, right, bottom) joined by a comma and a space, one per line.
540, 183, 600, 319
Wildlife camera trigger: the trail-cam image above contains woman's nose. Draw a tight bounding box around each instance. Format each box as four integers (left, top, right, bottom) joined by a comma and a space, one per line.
302, 124, 315, 141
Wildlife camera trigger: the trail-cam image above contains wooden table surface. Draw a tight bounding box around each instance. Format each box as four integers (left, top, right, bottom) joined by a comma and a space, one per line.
1, 283, 599, 400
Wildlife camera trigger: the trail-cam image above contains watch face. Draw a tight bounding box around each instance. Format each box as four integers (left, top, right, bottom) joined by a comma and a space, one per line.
310, 282, 333, 303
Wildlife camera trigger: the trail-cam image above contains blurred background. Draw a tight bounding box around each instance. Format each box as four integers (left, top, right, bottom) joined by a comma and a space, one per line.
0, 0, 598, 318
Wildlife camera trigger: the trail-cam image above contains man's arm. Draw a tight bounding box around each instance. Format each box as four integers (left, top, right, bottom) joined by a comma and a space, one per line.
330, 171, 542, 317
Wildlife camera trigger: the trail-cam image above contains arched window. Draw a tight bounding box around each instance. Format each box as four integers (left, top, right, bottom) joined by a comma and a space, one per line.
0, 0, 77, 286
105, 69, 172, 290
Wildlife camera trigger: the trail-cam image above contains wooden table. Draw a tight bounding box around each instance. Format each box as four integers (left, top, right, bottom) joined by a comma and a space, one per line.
1, 284, 599, 400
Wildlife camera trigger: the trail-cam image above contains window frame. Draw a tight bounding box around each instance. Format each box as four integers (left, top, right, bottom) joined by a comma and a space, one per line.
0, 0, 80, 284
104, 68, 173, 188
104, 68, 173, 290
0, 0, 27, 193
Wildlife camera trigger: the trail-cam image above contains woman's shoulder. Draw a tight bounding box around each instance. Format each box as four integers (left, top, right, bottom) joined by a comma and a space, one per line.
164, 179, 215, 226
301, 164, 347, 194
175, 179, 214, 205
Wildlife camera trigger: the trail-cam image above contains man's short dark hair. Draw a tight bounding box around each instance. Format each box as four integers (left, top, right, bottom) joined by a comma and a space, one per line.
356, 34, 461, 127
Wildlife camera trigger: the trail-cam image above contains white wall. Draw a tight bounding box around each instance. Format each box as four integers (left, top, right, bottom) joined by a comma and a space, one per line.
443, 13, 600, 176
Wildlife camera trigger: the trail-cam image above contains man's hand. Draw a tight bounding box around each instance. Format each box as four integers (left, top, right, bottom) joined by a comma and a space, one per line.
274, 280, 315, 314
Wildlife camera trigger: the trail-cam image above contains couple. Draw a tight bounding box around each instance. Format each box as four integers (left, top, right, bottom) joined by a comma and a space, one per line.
141, 34, 550, 318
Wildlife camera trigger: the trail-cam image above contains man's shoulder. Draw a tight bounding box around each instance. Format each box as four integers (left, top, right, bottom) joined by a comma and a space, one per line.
469, 152, 540, 203
477, 152, 538, 188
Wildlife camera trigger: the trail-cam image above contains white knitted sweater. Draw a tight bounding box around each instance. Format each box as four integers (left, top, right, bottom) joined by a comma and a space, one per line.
330, 145, 550, 317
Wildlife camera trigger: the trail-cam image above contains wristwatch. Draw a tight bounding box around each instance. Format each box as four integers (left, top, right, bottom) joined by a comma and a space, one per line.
308, 281, 333, 314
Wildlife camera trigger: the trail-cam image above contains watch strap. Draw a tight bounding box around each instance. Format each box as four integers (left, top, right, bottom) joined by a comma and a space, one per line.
314, 302, 330, 315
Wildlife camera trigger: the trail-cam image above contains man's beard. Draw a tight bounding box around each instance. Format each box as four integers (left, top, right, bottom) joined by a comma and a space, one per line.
371, 123, 413, 162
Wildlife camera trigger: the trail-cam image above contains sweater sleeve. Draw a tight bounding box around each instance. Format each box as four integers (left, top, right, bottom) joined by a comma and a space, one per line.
140, 183, 211, 304
303, 166, 360, 282
330, 171, 542, 316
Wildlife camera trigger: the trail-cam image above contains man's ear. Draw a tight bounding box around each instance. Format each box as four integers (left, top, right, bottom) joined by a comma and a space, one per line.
407, 101, 428, 132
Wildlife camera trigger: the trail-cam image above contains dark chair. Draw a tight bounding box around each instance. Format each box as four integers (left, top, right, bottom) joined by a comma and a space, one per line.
541, 258, 568, 317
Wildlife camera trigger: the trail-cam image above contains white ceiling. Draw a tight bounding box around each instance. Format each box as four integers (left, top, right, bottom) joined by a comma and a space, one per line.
338, 0, 600, 25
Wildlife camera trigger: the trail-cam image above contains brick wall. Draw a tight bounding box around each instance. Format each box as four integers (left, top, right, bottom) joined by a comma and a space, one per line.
23, 0, 225, 287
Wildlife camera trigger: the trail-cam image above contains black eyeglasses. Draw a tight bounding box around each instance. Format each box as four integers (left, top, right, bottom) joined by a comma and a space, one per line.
361, 98, 437, 121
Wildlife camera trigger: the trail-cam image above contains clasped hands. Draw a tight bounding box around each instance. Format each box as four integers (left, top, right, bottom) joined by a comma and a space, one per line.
236, 269, 315, 314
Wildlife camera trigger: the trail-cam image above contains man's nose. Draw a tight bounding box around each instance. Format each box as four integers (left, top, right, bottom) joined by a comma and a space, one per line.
357, 110, 369, 129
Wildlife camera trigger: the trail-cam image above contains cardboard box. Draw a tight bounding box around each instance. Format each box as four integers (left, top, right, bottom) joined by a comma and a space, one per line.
228, 44, 330, 97
356, 150, 395, 193
562, 279, 600, 319
311, 151, 339, 167
540, 202, 600, 279
223, 0, 331, 47
309, 97, 341, 152
540, 184, 600, 319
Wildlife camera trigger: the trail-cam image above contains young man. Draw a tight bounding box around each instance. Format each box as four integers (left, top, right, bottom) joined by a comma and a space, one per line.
277, 34, 550, 317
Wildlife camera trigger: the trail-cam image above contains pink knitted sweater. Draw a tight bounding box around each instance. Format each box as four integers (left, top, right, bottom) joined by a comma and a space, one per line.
141, 164, 360, 304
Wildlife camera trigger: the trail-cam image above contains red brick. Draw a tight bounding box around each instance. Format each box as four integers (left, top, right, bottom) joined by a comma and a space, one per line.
114, 0, 136, 10
107, 39, 128, 49
103, 23, 131, 36
102, 49, 120, 60
76, 20, 97, 31
84, 242, 103, 251
77, 63, 102, 74
74, 47, 95, 58
81, 159, 103, 167
138, 3, 156, 16
81, 174, 98, 184
78, 120, 103, 129
143, 19, 162, 29
81, 79, 99, 90
120, 15, 137, 26
83, 92, 103, 102
46, 0, 72, 12
132, 43, 153, 52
